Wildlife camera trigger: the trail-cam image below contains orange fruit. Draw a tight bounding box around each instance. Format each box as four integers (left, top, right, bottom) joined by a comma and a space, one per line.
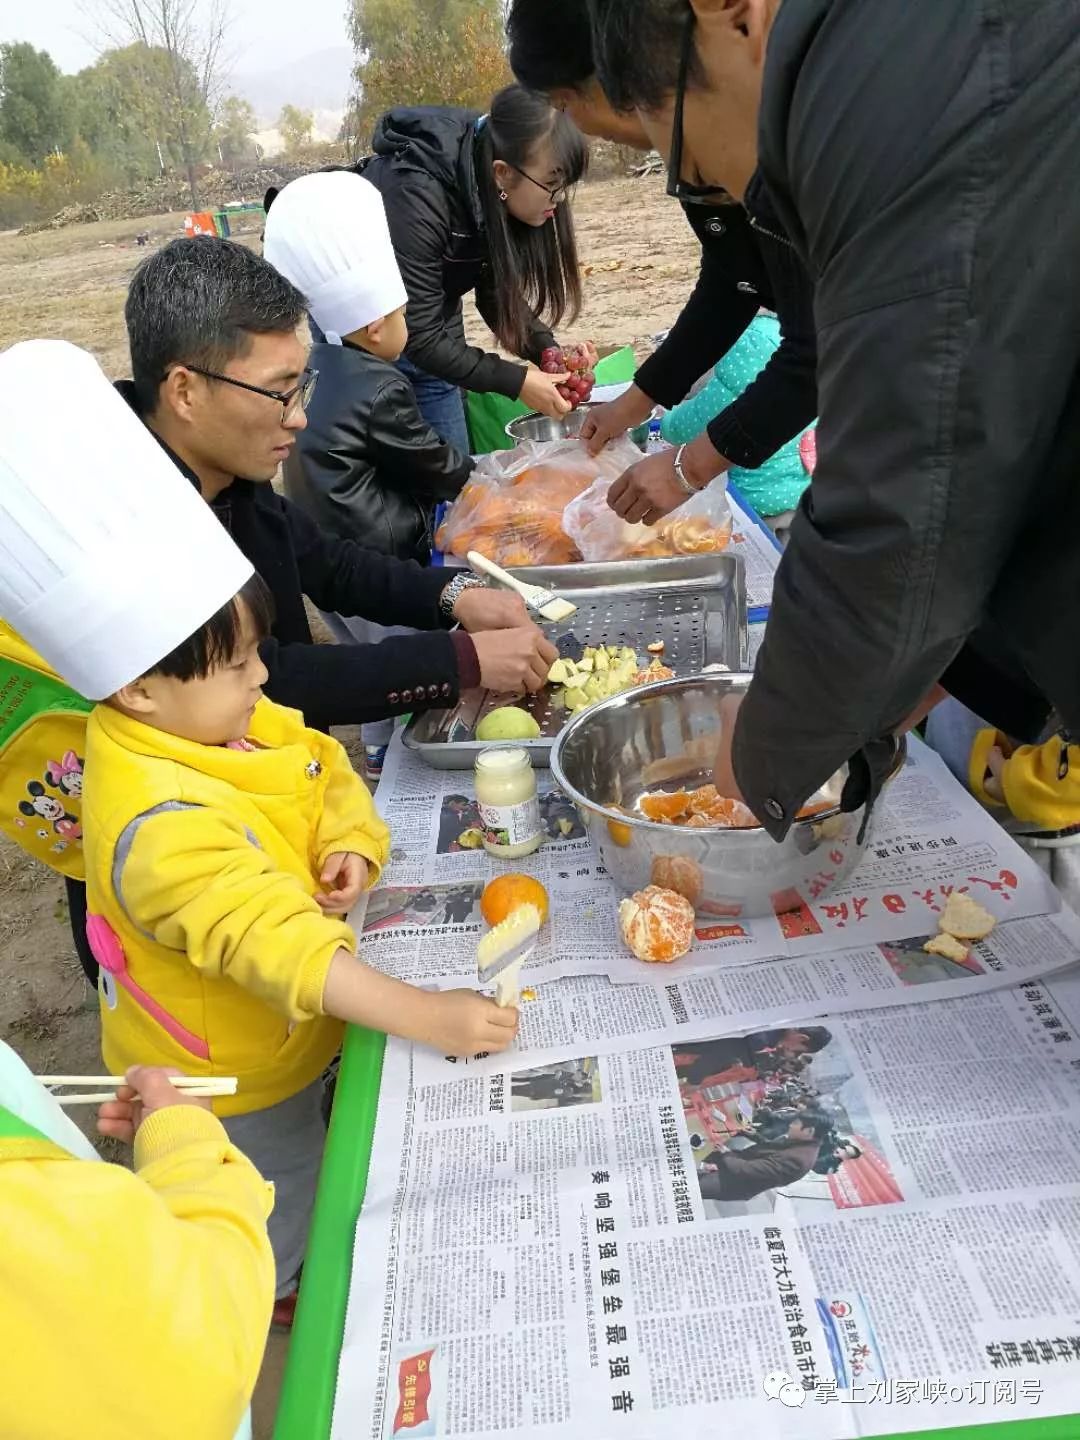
638, 789, 690, 822
618, 885, 695, 963
606, 816, 633, 847
481, 874, 549, 928
651, 854, 704, 907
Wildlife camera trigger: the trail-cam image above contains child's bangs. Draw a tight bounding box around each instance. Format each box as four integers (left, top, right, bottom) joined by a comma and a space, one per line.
152, 573, 274, 681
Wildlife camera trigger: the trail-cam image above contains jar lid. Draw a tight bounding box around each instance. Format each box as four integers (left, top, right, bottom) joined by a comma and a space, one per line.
475, 747, 529, 771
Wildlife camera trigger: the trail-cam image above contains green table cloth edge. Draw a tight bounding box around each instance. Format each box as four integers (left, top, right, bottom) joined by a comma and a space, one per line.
273, 1023, 387, 1440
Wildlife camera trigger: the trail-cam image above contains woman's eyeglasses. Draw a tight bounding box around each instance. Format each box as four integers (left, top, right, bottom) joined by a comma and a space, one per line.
665, 9, 729, 207
506, 162, 568, 205
181, 365, 319, 423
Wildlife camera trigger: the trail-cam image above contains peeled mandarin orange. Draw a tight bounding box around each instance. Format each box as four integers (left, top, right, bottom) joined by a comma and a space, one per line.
481, 873, 549, 928
638, 789, 691, 822
618, 885, 695, 963
651, 854, 704, 908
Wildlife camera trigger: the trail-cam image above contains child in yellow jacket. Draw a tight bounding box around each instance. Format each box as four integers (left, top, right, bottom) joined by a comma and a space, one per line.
1, 1050, 274, 1440
82, 574, 518, 1303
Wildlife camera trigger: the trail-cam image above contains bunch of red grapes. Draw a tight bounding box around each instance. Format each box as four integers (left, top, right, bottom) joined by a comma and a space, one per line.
541, 344, 595, 408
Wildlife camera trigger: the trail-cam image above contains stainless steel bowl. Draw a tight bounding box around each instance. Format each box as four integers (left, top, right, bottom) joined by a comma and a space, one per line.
505, 407, 650, 450
505, 407, 596, 445
550, 672, 902, 920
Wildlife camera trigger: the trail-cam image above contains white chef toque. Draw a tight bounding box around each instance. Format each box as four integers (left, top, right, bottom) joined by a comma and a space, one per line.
263, 170, 409, 344
0, 339, 254, 700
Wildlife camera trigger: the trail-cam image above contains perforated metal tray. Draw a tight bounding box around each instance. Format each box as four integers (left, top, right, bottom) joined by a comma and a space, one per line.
403, 554, 747, 768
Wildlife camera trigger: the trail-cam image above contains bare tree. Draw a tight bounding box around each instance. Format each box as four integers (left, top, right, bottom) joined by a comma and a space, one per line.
90, 0, 232, 207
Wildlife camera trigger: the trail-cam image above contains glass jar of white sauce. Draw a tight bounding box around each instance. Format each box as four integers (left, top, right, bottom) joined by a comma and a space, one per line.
474, 748, 543, 859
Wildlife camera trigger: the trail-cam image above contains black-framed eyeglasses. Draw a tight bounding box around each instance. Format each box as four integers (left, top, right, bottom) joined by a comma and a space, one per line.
181, 365, 319, 423
506, 162, 568, 205
665, 10, 729, 207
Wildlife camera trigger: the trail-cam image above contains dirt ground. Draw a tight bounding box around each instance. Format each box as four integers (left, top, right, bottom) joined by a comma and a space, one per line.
0, 172, 697, 1436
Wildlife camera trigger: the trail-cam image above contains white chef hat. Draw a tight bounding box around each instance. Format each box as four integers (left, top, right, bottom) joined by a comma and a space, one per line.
0, 339, 254, 700
263, 170, 409, 344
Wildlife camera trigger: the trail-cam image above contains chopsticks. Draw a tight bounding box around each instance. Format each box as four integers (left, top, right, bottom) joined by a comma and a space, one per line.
38, 1075, 238, 1105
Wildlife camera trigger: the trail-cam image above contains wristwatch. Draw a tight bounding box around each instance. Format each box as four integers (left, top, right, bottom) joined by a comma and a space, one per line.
438, 571, 486, 624
672, 444, 708, 497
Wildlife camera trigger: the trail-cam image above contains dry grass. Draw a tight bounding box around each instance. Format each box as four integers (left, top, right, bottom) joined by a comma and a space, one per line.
0, 210, 262, 375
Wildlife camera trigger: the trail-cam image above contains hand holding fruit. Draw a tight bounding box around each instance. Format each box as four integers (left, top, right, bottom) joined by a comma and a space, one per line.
520, 365, 572, 419
541, 344, 596, 409
472, 626, 559, 694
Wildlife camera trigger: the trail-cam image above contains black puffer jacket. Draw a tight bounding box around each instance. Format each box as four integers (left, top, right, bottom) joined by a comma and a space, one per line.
360, 107, 555, 398
284, 340, 473, 563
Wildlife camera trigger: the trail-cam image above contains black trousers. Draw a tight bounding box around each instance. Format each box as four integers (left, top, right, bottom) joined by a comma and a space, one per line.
65, 876, 98, 986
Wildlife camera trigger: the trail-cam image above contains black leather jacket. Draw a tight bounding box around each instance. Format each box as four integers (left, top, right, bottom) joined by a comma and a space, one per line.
284, 340, 473, 563
360, 107, 556, 398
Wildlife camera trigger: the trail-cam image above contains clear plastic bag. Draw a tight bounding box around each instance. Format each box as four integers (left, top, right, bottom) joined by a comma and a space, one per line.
562, 472, 734, 563
434, 436, 642, 568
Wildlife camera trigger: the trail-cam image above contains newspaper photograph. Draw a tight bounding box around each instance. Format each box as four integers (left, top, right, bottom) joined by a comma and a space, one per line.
408, 906, 1080, 1087
363, 738, 1060, 993
331, 973, 1080, 1439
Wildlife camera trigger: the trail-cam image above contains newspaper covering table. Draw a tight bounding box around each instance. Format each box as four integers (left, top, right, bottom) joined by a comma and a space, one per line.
330, 971, 1080, 1439
727, 486, 783, 617
360, 736, 1063, 1003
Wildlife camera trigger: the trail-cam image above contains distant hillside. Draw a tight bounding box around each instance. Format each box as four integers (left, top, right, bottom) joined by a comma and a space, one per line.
235, 45, 355, 125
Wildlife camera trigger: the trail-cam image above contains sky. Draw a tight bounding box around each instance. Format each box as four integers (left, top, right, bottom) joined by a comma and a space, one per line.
2, 0, 353, 78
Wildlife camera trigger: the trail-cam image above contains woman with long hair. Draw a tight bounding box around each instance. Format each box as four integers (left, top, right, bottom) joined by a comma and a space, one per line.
360, 83, 590, 449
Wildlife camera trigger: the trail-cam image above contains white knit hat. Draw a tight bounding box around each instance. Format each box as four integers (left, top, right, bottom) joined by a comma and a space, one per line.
0, 339, 254, 700
263, 171, 409, 344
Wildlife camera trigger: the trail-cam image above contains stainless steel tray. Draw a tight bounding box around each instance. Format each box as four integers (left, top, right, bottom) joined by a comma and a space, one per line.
403, 553, 747, 769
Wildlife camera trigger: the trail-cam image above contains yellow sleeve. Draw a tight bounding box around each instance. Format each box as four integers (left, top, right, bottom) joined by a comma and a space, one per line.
120, 805, 354, 1018
1, 1109, 273, 1440
1001, 736, 1080, 830
313, 731, 391, 884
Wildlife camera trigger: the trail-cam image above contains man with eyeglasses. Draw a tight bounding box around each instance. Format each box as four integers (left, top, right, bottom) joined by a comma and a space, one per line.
59, 234, 555, 987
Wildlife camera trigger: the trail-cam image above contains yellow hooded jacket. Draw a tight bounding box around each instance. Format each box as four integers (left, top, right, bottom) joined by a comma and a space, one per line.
83, 698, 390, 1115
970, 728, 1080, 831
0, 1103, 274, 1440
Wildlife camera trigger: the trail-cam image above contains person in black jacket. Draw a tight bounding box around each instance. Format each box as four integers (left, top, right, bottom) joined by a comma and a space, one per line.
64, 234, 557, 985
265, 170, 473, 568
264, 169, 476, 774
359, 84, 591, 446
507, 0, 817, 526
590, 0, 1080, 842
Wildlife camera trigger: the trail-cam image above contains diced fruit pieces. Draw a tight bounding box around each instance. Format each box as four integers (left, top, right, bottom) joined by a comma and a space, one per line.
938, 893, 996, 941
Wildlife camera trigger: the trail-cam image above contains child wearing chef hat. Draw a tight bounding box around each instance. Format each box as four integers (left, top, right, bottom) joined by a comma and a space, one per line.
0, 339, 516, 1318
0, 341, 274, 1438
263, 170, 474, 778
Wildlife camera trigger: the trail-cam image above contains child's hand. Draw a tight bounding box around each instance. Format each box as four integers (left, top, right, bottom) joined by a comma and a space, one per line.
984, 744, 1007, 803
317, 851, 369, 914
422, 989, 519, 1057
97, 1065, 211, 1144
